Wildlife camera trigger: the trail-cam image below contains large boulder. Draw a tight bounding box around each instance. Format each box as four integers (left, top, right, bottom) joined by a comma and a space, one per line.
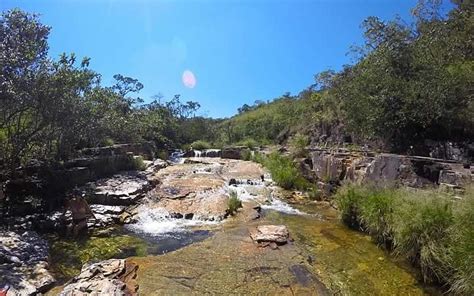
249, 225, 290, 245
0, 231, 55, 295
59, 259, 138, 296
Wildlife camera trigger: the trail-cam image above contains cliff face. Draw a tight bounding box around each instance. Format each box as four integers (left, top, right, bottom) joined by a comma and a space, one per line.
299, 148, 473, 196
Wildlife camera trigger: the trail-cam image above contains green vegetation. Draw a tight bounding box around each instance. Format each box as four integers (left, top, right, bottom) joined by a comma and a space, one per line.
236, 138, 259, 149
0, 9, 217, 173
132, 156, 147, 171
227, 191, 242, 215
190, 140, 211, 150
212, 1, 473, 154
253, 152, 313, 191
49, 234, 148, 280
289, 133, 309, 158
335, 184, 474, 294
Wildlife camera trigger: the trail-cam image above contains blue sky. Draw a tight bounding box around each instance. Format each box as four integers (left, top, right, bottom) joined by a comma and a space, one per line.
2, 0, 422, 118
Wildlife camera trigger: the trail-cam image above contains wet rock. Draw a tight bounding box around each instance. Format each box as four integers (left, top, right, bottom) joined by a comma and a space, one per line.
59, 259, 138, 296
229, 178, 237, 185
249, 225, 290, 245
0, 230, 55, 295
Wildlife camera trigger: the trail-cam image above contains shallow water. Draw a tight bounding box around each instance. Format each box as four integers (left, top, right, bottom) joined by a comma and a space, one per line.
46, 158, 440, 295
264, 204, 438, 295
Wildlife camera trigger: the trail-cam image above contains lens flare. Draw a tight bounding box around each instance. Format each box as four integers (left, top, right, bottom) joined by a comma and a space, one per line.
182, 70, 196, 88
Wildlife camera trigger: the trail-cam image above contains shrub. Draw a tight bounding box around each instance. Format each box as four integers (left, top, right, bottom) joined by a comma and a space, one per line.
227, 191, 242, 215
240, 149, 252, 161
190, 140, 211, 150
236, 138, 259, 149
100, 137, 115, 147
288, 133, 309, 157
261, 152, 311, 190
132, 156, 147, 171
157, 150, 169, 160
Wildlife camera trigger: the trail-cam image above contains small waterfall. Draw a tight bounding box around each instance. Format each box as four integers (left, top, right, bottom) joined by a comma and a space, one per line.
169, 150, 185, 164
194, 150, 202, 157
125, 207, 217, 236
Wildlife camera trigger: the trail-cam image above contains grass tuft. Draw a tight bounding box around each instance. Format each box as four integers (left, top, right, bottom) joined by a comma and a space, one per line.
227, 191, 242, 215
335, 184, 474, 294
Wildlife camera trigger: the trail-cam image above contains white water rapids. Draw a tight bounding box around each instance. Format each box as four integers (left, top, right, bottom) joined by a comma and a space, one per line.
126, 156, 305, 237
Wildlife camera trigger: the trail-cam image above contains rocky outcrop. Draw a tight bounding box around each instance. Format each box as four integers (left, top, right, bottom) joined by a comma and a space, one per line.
221, 146, 249, 160
0, 230, 55, 295
59, 259, 138, 296
309, 148, 473, 193
79, 142, 156, 160
84, 171, 151, 206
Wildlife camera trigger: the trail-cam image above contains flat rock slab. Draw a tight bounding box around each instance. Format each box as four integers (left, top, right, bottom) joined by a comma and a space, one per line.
129, 223, 327, 295
59, 259, 138, 296
249, 225, 289, 244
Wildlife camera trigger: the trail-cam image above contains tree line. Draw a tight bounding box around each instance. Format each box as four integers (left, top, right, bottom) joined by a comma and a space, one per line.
213, 0, 473, 153
0, 9, 218, 173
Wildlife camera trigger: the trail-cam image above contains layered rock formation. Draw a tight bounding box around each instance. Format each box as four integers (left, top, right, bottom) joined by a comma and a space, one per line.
305, 148, 473, 195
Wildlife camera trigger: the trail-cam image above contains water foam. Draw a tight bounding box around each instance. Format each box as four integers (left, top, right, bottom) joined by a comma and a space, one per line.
125, 207, 217, 236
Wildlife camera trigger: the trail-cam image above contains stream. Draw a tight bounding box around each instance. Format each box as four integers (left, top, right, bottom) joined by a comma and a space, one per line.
47, 157, 437, 295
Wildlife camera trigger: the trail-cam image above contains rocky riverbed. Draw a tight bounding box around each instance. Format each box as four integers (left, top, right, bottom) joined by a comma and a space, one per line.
2, 156, 438, 295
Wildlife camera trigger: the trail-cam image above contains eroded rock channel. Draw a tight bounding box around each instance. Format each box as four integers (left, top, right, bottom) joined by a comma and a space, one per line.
2, 156, 433, 295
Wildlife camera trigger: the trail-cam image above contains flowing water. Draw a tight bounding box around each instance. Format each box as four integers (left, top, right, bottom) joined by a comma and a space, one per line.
48, 157, 438, 295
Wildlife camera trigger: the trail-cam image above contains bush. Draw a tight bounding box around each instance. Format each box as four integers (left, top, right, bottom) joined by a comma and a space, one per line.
335, 184, 474, 293
100, 138, 115, 147
227, 191, 242, 215
190, 140, 211, 150
288, 133, 309, 157
236, 138, 259, 149
240, 149, 252, 161
259, 152, 311, 190
132, 156, 147, 171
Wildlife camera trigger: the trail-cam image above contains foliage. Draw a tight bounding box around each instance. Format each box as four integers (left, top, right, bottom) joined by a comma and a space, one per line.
335, 184, 474, 293
212, 1, 473, 154
190, 140, 211, 150
289, 133, 309, 157
0, 9, 214, 173
227, 191, 242, 215
132, 156, 147, 171
236, 138, 259, 149
257, 152, 312, 190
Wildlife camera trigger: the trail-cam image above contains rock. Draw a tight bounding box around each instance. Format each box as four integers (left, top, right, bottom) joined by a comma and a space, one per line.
89, 204, 126, 227
222, 147, 248, 160
0, 231, 55, 295
229, 178, 237, 185
144, 159, 168, 174
85, 172, 151, 206
59, 259, 138, 296
249, 225, 290, 245
311, 151, 344, 182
